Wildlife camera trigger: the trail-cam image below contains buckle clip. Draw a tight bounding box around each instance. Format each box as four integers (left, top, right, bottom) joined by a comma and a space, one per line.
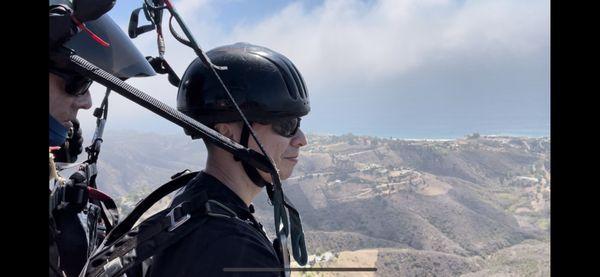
166, 202, 190, 232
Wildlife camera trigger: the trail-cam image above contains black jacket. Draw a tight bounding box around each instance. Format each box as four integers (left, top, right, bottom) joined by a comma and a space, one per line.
49, 197, 89, 277
49, 210, 62, 277
150, 172, 282, 277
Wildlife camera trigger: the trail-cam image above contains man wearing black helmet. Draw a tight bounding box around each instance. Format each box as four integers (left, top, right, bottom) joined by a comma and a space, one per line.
49, 1, 155, 276
150, 43, 310, 276
49, 0, 155, 149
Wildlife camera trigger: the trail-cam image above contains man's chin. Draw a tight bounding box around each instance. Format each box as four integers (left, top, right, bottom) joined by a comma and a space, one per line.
63, 121, 74, 128
258, 167, 293, 182
278, 170, 293, 181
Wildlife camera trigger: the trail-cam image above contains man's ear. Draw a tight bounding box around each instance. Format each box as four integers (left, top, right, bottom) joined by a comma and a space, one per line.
213, 122, 241, 142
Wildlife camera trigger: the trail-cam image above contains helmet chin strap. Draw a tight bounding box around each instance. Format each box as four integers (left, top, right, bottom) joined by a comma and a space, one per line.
235, 124, 271, 188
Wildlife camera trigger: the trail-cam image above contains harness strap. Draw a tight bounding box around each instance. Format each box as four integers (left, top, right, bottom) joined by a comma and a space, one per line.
83, 191, 239, 277
235, 124, 270, 188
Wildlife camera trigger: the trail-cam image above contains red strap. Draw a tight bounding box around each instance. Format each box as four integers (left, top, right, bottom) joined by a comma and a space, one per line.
71, 16, 110, 47
88, 187, 113, 202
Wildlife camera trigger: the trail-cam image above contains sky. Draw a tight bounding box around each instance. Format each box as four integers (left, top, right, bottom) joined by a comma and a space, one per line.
78, 0, 550, 139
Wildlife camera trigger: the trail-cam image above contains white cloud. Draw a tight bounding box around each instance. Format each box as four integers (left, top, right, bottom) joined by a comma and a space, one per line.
226, 0, 549, 89
78, 0, 550, 136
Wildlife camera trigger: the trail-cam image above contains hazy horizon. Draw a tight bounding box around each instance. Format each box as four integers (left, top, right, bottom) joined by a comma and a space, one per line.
82, 124, 549, 142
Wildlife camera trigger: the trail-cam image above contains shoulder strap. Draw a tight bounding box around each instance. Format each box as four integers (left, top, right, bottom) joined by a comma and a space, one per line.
82, 190, 238, 277
104, 170, 197, 245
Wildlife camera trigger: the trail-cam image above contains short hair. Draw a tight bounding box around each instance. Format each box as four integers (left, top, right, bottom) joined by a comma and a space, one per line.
202, 122, 243, 154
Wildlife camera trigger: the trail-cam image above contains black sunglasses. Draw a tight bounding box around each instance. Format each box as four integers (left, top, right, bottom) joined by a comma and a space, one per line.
50, 67, 93, 97
269, 117, 302, 138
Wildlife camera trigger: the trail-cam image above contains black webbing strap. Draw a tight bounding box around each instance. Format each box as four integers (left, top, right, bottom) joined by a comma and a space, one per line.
104, 170, 197, 245
236, 125, 269, 188
283, 194, 307, 265
85, 192, 239, 277
236, 125, 307, 265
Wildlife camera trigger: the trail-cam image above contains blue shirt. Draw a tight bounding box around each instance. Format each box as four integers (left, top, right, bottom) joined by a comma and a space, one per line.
49, 115, 68, 146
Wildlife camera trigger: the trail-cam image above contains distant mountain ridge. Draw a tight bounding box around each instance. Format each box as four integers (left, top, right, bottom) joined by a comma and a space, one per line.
89, 131, 549, 276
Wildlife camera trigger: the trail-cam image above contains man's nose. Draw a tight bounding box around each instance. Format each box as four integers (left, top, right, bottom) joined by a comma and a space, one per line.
291, 128, 307, 147
76, 90, 93, 110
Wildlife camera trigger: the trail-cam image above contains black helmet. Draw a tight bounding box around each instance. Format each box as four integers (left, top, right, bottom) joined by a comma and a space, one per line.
49, 0, 155, 79
177, 43, 309, 137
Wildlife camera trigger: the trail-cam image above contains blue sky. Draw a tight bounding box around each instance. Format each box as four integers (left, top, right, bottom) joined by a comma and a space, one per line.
80, 0, 550, 139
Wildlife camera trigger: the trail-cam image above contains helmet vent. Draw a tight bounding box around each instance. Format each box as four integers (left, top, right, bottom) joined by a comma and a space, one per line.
261, 55, 299, 100
289, 62, 307, 99
281, 56, 305, 100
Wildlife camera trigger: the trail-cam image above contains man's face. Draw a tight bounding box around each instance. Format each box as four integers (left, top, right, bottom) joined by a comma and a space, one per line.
247, 122, 308, 181
49, 73, 92, 128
